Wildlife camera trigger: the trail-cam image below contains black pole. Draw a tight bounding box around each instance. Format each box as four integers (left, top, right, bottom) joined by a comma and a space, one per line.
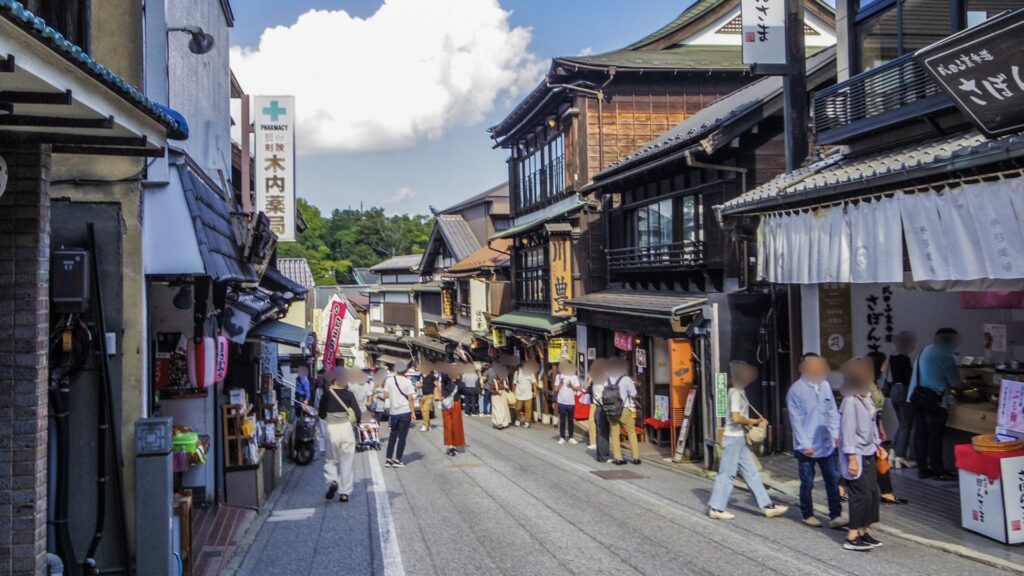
783, 0, 809, 173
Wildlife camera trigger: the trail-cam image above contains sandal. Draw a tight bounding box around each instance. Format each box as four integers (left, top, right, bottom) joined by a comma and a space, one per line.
881, 496, 909, 505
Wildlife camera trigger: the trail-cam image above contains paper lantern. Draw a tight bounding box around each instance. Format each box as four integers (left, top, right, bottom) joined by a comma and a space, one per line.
187, 336, 216, 389
214, 333, 230, 383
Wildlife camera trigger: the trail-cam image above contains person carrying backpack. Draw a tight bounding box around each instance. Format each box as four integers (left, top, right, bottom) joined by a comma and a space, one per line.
605, 357, 641, 466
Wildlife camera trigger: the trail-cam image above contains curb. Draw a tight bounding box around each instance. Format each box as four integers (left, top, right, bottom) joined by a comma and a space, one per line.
218, 459, 300, 576
642, 453, 1024, 575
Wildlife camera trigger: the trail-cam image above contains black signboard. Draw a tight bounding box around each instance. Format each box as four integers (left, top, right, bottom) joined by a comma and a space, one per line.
916, 7, 1024, 137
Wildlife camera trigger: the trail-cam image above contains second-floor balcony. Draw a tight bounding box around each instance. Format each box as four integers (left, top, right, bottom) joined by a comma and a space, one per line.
814, 53, 953, 145
606, 241, 705, 273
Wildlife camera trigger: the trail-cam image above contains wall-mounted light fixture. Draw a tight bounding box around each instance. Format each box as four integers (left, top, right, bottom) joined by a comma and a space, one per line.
168, 26, 215, 55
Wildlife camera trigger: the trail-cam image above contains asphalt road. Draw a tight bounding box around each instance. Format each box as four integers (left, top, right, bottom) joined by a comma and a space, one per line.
234, 415, 1018, 576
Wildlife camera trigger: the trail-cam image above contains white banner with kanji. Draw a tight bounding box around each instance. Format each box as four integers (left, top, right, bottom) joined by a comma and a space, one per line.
254, 95, 296, 241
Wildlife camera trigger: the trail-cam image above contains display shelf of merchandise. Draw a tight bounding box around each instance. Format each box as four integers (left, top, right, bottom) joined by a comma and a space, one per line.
222, 404, 248, 469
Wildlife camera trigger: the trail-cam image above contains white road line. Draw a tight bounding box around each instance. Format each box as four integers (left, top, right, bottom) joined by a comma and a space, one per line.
368, 454, 406, 576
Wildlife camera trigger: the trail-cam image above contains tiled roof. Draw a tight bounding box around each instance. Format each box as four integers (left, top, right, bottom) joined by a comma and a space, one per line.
351, 268, 380, 286
598, 47, 836, 178
445, 239, 512, 275
277, 258, 316, 289
435, 215, 482, 262
369, 254, 423, 273
176, 162, 256, 283
491, 200, 594, 240
0, 0, 188, 139
721, 130, 1024, 214
441, 182, 509, 215
569, 291, 707, 318
261, 267, 309, 300
491, 310, 573, 335
556, 45, 749, 71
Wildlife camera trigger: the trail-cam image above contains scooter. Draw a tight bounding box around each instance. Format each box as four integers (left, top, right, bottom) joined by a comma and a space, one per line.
289, 402, 318, 465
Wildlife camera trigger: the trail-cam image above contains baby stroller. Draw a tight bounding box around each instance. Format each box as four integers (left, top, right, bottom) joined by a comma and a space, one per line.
356, 420, 382, 452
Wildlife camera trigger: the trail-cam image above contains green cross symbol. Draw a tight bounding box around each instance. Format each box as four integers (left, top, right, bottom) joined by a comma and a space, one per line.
262, 100, 287, 121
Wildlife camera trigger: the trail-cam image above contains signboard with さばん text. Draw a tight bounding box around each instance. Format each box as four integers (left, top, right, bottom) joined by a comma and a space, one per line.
742, 0, 786, 66
917, 8, 1024, 137
254, 95, 296, 241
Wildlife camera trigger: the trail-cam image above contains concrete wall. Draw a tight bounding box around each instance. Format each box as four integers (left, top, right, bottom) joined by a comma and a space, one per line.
0, 145, 51, 576
166, 0, 234, 186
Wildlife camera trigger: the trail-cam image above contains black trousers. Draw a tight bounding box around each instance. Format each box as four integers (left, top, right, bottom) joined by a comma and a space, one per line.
558, 403, 575, 440
461, 389, 479, 414
595, 404, 611, 461
911, 393, 948, 475
386, 413, 412, 460
848, 455, 881, 530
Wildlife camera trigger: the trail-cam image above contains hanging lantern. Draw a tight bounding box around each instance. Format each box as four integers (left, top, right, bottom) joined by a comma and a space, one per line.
187, 336, 216, 389
214, 333, 230, 383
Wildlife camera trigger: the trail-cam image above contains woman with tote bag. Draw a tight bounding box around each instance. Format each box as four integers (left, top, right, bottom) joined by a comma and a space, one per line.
707, 361, 788, 520
318, 371, 361, 503
441, 364, 466, 456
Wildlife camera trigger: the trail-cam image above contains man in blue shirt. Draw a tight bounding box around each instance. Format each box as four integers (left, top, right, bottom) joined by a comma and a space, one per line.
908, 328, 961, 481
295, 367, 311, 404
787, 353, 846, 528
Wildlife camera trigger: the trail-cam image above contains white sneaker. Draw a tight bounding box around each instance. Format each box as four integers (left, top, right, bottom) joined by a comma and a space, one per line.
419, 426, 428, 432
558, 438, 566, 445
708, 509, 735, 520
569, 438, 579, 445
764, 504, 789, 518
523, 422, 531, 428
587, 444, 597, 450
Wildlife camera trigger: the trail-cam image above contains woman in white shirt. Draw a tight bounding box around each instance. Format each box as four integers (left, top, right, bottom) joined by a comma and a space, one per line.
707, 361, 789, 520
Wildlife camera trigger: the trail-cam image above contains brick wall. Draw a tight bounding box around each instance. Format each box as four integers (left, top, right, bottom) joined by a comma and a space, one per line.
0, 145, 51, 575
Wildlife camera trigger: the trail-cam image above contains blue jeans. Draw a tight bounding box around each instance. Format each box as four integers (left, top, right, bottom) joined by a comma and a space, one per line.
481, 389, 492, 415
708, 436, 772, 511
796, 451, 843, 520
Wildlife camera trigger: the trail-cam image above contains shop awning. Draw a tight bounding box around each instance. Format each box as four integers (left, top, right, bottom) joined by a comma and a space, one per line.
249, 320, 310, 347
569, 291, 707, 320
0, 0, 186, 156
440, 324, 477, 346
408, 336, 448, 355
261, 266, 309, 300
491, 310, 573, 335
412, 281, 445, 293
490, 200, 594, 240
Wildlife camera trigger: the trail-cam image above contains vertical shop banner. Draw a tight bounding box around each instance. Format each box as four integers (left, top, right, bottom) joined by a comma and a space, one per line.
741, 0, 786, 66
470, 278, 488, 334
254, 95, 296, 241
321, 298, 348, 372
549, 235, 573, 317
819, 283, 852, 368
442, 288, 455, 318
998, 379, 1024, 437
668, 339, 694, 428
715, 372, 728, 418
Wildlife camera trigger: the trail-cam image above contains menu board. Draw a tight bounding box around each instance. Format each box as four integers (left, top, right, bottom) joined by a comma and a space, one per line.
997, 378, 1024, 439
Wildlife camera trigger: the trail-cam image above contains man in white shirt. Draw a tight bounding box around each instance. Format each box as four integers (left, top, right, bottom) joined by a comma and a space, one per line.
513, 364, 537, 428
606, 357, 641, 465
383, 360, 417, 467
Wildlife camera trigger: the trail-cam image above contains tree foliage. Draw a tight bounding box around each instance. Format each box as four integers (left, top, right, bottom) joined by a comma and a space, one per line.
277, 198, 433, 285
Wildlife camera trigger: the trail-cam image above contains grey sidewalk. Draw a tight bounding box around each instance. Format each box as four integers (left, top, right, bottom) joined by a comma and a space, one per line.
754, 452, 1024, 568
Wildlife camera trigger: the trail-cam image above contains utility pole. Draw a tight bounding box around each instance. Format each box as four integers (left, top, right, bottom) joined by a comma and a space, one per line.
782, 0, 808, 173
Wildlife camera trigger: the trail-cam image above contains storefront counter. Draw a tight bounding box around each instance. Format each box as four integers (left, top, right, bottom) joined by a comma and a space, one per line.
948, 401, 1000, 435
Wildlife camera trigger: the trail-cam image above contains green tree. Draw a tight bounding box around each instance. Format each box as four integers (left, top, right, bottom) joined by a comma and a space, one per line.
277, 199, 434, 285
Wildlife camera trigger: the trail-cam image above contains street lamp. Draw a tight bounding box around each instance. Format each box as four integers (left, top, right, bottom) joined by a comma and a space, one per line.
167, 26, 215, 55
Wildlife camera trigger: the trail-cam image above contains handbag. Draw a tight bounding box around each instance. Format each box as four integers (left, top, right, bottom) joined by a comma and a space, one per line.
745, 402, 768, 446
505, 390, 517, 405
441, 383, 458, 411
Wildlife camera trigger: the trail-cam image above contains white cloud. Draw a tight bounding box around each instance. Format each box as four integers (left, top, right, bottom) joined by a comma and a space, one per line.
577, 46, 593, 56
231, 0, 545, 154
385, 186, 417, 204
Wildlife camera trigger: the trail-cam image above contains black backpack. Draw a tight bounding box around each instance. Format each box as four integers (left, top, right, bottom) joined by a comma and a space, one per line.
602, 376, 625, 419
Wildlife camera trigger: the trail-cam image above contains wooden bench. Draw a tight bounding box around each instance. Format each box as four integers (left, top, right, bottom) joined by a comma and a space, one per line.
643, 417, 672, 447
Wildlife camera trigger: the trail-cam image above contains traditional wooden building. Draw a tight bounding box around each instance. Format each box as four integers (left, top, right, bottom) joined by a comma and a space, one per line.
489, 0, 836, 423
574, 45, 837, 461
364, 254, 425, 365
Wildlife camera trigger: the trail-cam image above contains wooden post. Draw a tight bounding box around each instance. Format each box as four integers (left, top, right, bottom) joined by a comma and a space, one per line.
240, 92, 253, 213
783, 0, 808, 173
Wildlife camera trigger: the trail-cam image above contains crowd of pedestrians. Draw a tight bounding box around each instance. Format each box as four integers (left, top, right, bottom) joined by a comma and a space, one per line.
303, 325, 961, 553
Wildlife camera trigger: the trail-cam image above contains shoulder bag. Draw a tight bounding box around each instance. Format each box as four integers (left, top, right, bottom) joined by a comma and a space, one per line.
441, 380, 459, 411
326, 388, 353, 425
745, 399, 769, 446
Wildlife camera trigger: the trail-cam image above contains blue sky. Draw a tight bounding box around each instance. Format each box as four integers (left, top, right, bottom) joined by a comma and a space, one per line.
231, 1, 695, 216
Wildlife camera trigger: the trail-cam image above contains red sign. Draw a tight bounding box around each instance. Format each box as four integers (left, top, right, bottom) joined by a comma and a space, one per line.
614, 331, 634, 352
322, 299, 348, 372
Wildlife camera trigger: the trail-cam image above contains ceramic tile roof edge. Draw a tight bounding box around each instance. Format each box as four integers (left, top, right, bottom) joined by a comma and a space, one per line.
0, 0, 188, 139
440, 182, 509, 214
369, 254, 424, 273
276, 258, 316, 289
